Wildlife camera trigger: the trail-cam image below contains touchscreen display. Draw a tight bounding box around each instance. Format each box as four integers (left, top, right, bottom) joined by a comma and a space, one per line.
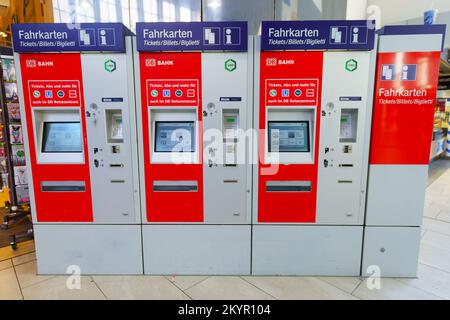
268, 121, 310, 152
154, 121, 195, 152
42, 122, 82, 153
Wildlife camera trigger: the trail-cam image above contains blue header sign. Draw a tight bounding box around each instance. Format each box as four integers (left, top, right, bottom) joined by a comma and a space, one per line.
12, 23, 132, 53
136, 22, 247, 52
261, 20, 376, 51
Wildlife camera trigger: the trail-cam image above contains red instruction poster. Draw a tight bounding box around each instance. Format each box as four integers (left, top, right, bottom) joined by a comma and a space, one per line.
265, 79, 318, 106
147, 79, 199, 107
28, 80, 81, 107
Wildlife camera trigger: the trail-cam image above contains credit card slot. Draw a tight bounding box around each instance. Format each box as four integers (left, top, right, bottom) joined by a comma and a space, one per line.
339, 164, 354, 167
110, 164, 124, 168
337, 180, 353, 183
110, 180, 125, 183
153, 180, 198, 192
41, 181, 86, 192
266, 181, 311, 192
223, 179, 238, 183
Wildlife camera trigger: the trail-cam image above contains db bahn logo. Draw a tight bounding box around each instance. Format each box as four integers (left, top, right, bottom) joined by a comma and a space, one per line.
145, 59, 156, 67
266, 58, 277, 66
26, 59, 37, 68
104, 59, 117, 72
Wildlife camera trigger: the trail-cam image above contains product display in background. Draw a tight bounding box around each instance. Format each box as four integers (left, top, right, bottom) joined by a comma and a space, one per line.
431, 97, 450, 159
7, 103, 21, 122
0, 55, 29, 205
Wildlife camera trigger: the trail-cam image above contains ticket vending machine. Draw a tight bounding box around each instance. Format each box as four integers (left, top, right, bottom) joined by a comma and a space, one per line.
362, 25, 445, 277
135, 22, 253, 274
13, 23, 142, 274
252, 20, 377, 275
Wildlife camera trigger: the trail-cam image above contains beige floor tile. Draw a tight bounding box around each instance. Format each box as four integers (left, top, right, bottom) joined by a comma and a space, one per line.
0, 240, 35, 261
93, 276, 189, 300
0, 259, 12, 271
0, 268, 22, 300
353, 278, 441, 300
22, 276, 105, 300
424, 204, 440, 218
185, 276, 274, 300
12, 252, 36, 266
422, 217, 450, 236
421, 229, 427, 238
419, 243, 450, 273
427, 184, 446, 195
242, 276, 356, 300
437, 211, 450, 223
14, 260, 54, 288
398, 264, 450, 299
421, 230, 450, 252
425, 191, 447, 203
317, 276, 363, 294
166, 275, 209, 291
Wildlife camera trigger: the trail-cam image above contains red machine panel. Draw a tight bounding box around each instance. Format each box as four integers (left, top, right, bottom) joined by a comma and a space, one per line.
258, 51, 323, 223
19, 53, 93, 222
139, 52, 203, 222
370, 51, 441, 165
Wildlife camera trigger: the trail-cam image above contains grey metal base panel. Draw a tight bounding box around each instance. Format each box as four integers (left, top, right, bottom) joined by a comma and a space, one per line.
142, 225, 251, 275
366, 165, 427, 226
252, 225, 363, 276
362, 226, 420, 278
34, 224, 143, 275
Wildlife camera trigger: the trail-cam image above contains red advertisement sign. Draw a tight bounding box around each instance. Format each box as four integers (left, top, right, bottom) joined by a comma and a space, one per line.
147, 79, 199, 106
265, 79, 318, 106
28, 80, 81, 107
370, 51, 441, 165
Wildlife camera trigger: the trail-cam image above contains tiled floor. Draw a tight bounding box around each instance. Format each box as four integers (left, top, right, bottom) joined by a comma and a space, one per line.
1, 162, 450, 300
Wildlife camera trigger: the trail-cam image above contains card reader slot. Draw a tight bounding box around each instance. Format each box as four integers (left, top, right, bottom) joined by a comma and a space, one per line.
266, 181, 311, 192
338, 164, 354, 167
223, 179, 238, 183
110, 180, 125, 183
41, 181, 86, 192
337, 180, 353, 183
109, 164, 124, 168
153, 180, 198, 192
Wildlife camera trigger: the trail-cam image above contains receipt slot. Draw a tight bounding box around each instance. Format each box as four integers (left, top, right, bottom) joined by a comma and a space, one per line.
13, 23, 142, 274
252, 20, 377, 275
135, 22, 252, 274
